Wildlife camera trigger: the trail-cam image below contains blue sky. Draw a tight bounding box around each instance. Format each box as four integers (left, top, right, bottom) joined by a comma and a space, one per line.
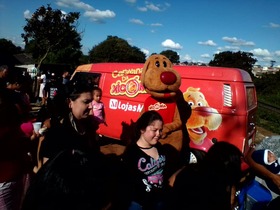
0, 0, 280, 67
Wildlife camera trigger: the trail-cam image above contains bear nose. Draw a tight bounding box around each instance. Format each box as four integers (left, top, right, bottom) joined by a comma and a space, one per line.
160, 71, 177, 85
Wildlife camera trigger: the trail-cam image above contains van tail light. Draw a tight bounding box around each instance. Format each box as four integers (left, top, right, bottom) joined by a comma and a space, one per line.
223, 84, 232, 106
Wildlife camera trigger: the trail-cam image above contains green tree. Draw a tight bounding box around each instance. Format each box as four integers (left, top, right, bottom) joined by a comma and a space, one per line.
0, 38, 23, 66
160, 50, 180, 64
88, 36, 146, 63
0, 38, 23, 54
209, 51, 257, 77
21, 4, 82, 69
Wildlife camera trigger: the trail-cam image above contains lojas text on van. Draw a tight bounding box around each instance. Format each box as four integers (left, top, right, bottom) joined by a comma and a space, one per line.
71, 63, 257, 159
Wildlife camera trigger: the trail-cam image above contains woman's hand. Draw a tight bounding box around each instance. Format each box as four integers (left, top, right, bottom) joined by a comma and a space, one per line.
271, 173, 280, 190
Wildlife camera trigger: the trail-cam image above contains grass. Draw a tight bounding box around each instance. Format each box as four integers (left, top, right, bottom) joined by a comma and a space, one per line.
256, 107, 280, 135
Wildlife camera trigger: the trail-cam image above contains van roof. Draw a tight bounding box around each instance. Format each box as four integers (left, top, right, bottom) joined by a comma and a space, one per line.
74, 63, 253, 82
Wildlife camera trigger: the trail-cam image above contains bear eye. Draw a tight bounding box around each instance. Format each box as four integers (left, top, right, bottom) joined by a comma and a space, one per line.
197, 102, 203, 106
163, 61, 167, 67
188, 102, 194, 106
155, 61, 160, 67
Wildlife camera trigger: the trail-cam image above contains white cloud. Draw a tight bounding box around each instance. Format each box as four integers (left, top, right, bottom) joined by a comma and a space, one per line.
138, 1, 170, 12
137, 7, 148, 12
250, 48, 270, 57
125, 0, 137, 3
129, 18, 144, 25
146, 3, 161, 11
23, 10, 31, 19
56, 0, 115, 22
262, 56, 273, 61
141, 48, 149, 56
222, 36, 255, 46
181, 54, 192, 62
57, 0, 94, 10
161, 39, 183, 50
201, 54, 210, 58
268, 22, 280, 28
217, 46, 240, 51
150, 23, 162, 27
84, 10, 115, 22
61, 10, 67, 15
198, 40, 217, 46
275, 51, 280, 56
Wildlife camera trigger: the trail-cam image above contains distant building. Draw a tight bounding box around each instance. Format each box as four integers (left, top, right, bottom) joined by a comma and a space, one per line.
252, 65, 280, 78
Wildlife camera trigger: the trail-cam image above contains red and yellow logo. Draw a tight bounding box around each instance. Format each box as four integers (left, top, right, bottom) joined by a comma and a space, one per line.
110, 69, 146, 97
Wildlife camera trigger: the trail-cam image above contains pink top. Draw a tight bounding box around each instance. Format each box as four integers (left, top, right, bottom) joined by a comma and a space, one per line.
92, 100, 104, 123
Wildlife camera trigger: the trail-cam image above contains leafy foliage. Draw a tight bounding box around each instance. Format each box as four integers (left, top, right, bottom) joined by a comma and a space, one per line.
88, 36, 146, 63
0, 39, 23, 66
254, 71, 280, 93
160, 50, 180, 64
21, 4, 82, 69
254, 71, 280, 134
0, 39, 23, 54
209, 51, 257, 77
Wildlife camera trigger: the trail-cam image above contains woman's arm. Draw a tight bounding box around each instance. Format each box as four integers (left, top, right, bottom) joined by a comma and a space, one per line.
245, 144, 280, 188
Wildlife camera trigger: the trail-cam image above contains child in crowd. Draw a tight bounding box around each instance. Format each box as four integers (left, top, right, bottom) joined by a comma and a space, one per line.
252, 149, 280, 194
122, 110, 169, 210
252, 149, 280, 174
91, 87, 106, 125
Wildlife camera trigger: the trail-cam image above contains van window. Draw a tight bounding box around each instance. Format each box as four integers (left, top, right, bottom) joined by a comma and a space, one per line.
246, 87, 256, 108
72, 72, 101, 87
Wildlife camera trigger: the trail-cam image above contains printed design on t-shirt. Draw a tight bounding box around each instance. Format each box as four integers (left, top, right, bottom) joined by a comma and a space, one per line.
49, 87, 58, 99
138, 155, 166, 192
142, 179, 152, 192
148, 102, 167, 111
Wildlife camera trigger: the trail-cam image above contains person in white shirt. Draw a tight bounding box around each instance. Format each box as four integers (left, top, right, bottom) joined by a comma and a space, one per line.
39, 72, 47, 105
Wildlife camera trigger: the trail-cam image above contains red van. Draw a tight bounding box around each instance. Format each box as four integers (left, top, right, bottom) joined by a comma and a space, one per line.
71, 63, 257, 159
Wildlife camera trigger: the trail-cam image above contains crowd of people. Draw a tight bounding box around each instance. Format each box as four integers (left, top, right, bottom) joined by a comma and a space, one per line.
0, 64, 280, 210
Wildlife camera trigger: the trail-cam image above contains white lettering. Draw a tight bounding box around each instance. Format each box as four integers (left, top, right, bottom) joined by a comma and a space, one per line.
137, 104, 144, 112
109, 99, 118, 110
109, 99, 143, 113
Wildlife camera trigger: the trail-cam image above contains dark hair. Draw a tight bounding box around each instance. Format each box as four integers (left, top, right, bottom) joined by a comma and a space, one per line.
21, 149, 111, 210
0, 65, 8, 71
134, 110, 163, 140
67, 80, 93, 101
205, 141, 242, 185
93, 87, 102, 94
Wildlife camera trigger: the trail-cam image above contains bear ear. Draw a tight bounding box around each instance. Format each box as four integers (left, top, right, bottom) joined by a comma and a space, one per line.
141, 56, 152, 85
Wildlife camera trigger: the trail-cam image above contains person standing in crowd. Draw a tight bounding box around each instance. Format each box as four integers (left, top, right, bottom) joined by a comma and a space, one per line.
91, 87, 106, 126
38, 71, 47, 106
62, 70, 70, 85
21, 149, 113, 210
42, 73, 65, 120
0, 91, 32, 210
40, 81, 99, 165
6, 73, 31, 122
121, 110, 169, 210
0, 65, 9, 89
171, 141, 242, 210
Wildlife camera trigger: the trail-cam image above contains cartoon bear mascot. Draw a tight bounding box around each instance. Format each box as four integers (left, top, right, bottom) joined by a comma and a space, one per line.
141, 54, 192, 175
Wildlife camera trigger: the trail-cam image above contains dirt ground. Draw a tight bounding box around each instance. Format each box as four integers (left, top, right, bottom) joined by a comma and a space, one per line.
255, 126, 278, 144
